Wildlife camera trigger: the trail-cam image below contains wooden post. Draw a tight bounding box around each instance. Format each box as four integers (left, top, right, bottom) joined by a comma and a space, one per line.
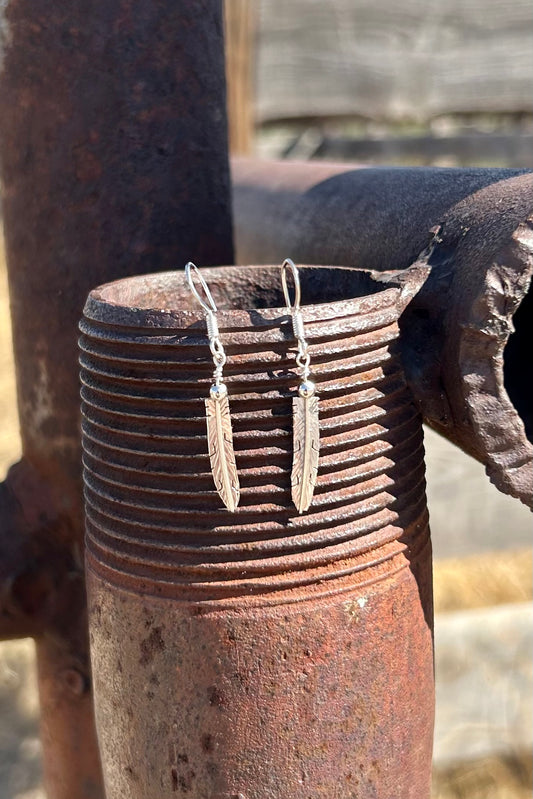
225, 0, 256, 155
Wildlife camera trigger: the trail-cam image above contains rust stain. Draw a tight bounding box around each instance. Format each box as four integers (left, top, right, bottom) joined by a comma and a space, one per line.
139, 626, 165, 666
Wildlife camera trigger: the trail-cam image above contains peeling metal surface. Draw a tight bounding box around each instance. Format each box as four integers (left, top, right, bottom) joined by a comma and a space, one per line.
232, 159, 533, 506
81, 266, 434, 798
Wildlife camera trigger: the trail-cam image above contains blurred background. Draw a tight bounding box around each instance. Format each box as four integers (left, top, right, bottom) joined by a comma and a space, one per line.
1, 0, 532, 797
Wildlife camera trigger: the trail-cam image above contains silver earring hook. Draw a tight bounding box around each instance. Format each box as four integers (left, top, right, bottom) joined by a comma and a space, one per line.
185, 262, 218, 314
184, 261, 226, 384
281, 259, 311, 381
281, 258, 301, 312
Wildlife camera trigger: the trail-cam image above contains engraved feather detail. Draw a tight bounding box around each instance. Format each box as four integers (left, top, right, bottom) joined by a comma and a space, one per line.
291, 392, 320, 513
205, 392, 240, 512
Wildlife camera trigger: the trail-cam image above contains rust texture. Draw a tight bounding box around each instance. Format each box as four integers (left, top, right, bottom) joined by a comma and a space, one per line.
81, 265, 434, 799
232, 159, 533, 506
0, 1, 233, 796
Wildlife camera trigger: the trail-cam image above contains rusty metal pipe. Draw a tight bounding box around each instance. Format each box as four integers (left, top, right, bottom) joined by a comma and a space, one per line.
81, 265, 433, 799
0, 1, 233, 796
232, 159, 533, 506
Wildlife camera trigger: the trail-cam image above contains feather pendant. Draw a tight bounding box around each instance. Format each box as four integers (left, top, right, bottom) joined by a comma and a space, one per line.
205, 387, 240, 512
291, 390, 320, 514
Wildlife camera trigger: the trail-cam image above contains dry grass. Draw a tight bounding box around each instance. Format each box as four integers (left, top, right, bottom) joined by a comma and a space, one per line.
434, 548, 533, 614
433, 753, 533, 799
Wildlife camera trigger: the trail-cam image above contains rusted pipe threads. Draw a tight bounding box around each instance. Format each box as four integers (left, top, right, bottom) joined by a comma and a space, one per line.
81, 266, 434, 798
81, 267, 428, 599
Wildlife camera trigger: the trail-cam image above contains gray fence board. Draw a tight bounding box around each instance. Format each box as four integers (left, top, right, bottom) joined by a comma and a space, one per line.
257, 0, 533, 122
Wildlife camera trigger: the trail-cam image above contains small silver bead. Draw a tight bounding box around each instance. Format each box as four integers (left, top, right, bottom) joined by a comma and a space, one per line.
210, 383, 228, 400
298, 380, 315, 398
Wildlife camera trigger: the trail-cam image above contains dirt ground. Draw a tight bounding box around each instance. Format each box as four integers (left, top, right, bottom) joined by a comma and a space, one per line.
0, 235, 531, 798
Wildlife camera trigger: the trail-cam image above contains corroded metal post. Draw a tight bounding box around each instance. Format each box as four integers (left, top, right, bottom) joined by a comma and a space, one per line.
0, 2, 233, 797
80, 265, 433, 798
232, 159, 533, 506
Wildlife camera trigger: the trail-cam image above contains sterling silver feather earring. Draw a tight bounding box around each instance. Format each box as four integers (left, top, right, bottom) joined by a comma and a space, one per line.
185, 262, 240, 512
281, 259, 320, 514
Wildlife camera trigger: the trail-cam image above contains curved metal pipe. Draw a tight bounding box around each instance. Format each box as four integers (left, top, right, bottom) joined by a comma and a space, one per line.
232, 159, 533, 506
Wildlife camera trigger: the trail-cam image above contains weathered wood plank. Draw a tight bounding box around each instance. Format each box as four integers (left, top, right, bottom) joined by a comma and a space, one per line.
312, 133, 533, 167
256, 0, 533, 122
